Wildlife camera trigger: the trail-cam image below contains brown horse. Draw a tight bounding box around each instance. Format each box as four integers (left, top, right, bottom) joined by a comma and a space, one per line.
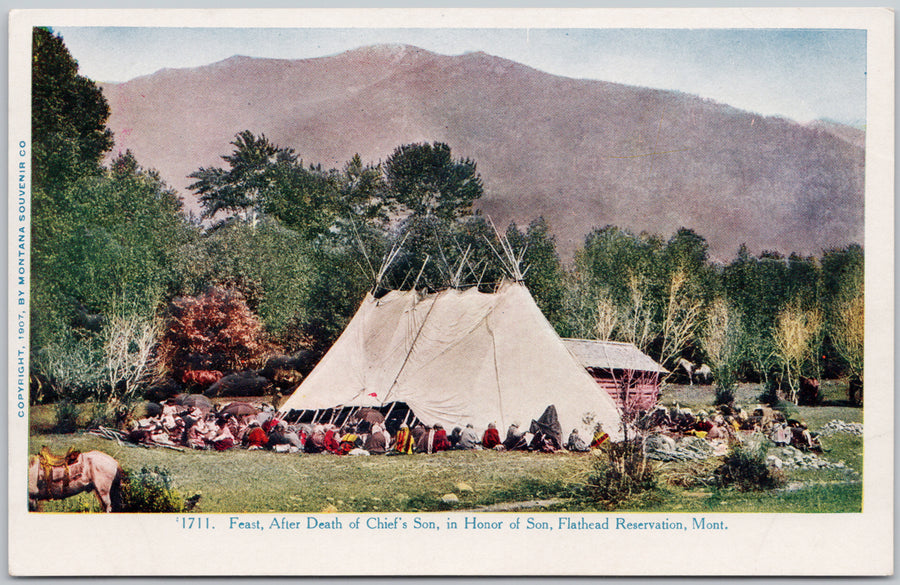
28, 449, 124, 513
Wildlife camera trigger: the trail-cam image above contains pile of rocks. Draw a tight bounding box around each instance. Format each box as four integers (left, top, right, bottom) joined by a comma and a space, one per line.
645, 434, 718, 462
816, 420, 863, 437
766, 445, 856, 474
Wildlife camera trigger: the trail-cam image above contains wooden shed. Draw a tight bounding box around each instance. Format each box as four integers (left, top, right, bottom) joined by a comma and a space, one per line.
563, 338, 667, 412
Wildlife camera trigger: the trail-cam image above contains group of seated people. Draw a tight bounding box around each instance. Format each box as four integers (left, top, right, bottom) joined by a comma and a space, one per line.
125, 400, 279, 451
125, 400, 610, 455
635, 403, 824, 451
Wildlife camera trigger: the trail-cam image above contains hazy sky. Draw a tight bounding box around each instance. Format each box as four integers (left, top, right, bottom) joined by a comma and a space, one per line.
53, 27, 867, 125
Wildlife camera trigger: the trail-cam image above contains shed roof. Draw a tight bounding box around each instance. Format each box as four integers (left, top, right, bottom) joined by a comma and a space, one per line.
562, 339, 668, 374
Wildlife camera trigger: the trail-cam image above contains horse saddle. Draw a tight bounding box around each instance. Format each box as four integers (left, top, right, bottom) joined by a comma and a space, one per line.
37, 446, 82, 496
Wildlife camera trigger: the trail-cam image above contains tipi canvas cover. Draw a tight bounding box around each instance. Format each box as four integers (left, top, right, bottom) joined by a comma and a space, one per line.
279, 282, 623, 440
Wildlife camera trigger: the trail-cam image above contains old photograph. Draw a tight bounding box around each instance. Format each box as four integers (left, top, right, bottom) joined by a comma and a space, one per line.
8, 7, 893, 576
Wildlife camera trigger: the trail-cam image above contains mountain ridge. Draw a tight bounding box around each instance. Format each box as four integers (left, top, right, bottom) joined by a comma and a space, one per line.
99, 45, 864, 261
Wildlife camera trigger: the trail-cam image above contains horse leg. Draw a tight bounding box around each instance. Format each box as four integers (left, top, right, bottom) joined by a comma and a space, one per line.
94, 487, 113, 513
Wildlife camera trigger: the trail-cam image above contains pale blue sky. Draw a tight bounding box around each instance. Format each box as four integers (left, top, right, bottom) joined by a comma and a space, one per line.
53, 27, 867, 125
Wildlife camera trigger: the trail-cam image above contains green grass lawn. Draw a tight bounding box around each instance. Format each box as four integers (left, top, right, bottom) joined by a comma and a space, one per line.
27, 382, 863, 514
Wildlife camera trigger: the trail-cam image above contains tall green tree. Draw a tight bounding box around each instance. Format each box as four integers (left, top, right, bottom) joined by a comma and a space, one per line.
32, 27, 113, 194
32, 152, 191, 348
189, 130, 337, 237
384, 142, 483, 221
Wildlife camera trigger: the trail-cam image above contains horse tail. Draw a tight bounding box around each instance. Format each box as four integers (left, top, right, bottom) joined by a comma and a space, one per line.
110, 465, 126, 512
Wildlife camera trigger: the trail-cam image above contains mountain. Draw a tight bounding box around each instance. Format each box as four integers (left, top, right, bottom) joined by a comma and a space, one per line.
99, 44, 864, 261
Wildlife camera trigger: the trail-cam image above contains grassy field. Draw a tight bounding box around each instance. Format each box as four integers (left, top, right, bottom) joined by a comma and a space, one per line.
26, 382, 863, 514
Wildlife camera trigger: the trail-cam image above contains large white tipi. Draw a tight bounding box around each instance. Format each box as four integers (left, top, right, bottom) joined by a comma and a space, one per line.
279, 281, 623, 440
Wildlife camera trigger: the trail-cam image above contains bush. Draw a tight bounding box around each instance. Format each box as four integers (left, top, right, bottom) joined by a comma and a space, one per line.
585, 440, 656, 507
714, 385, 735, 406
715, 441, 784, 491
86, 401, 120, 428
158, 286, 278, 382
53, 400, 80, 433
121, 466, 185, 513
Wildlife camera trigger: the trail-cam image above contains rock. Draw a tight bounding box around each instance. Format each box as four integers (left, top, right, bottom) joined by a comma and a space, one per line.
455, 482, 474, 493
321, 504, 338, 513
441, 493, 460, 503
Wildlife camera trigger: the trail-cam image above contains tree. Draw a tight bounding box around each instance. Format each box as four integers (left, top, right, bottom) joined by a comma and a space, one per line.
189, 130, 289, 220
189, 131, 336, 236
384, 142, 483, 221
103, 313, 160, 406
699, 298, 744, 405
174, 217, 316, 341
334, 154, 390, 224
821, 244, 864, 381
577, 226, 663, 309
593, 291, 619, 341
32, 151, 192, 349
504, 218, 567, 327
723, 245, 797, 382
158, 286, 277, 381
32, 27, 113, 194
620, 273, 657, 354
772, 300, 824, 402
658, 266, 703, 375
830, 284, 864, 383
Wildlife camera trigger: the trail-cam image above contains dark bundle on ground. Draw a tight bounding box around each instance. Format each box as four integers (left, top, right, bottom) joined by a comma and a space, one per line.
529, 405, 562, 448
205, 371, 272, 397
144, 377, 184, 402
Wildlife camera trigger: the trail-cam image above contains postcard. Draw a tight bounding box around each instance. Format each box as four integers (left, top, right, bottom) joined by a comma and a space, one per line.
8, 7, 893, 576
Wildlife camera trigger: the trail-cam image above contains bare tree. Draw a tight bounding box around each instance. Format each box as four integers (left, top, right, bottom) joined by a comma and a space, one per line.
772, 301, 823, 402
103, 314, 160, 407
620, 273, 656, 354
659, 266, 703, 376
594, 290, 619, 341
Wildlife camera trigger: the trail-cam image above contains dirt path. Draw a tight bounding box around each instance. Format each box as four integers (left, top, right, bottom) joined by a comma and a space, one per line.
465, 498, 564, 512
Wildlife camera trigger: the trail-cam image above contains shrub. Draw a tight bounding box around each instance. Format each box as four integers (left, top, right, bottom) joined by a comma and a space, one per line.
53, 399, 80, 433
158, 286, 278, 384
86, 401, 119, 428
714, 385, 735, 407
121, 466, 185, 513
585, 439, 656, 507
715, 441, 784, 491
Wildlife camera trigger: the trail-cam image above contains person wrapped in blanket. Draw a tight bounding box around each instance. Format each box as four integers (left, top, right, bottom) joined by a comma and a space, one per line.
566, 428, 590, 452
456, 424, 480, 450
364, 423, 391, 454
339, 425, 363, 455
590, 427, 609, 449
210, 415, 235, 451
392, 424, 414, 454
323, 424, 342, 454
428, 424, 451, 453
244, 420, 268, 450
481, 422, 502, 450
305, 424, 327, 453
503, 423, 529, 451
